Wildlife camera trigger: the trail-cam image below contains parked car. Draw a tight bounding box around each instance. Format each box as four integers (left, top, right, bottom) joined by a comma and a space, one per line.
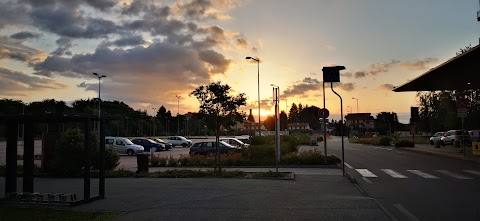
429, 132, 445, 145
468, 130, 480, 142
150, 138, 173, 150
165, 136, 192, 147
440, 130, 470, 146
131, 138, 165, 152
220, 138, 250, 149
189, 141, 241, 155
105, 136, 144, 156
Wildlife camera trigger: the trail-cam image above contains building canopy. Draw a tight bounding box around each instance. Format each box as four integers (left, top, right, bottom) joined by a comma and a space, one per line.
393, 44, 480, 92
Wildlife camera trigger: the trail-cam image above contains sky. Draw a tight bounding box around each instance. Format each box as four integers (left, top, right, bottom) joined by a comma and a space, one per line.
0, 0, 479, 123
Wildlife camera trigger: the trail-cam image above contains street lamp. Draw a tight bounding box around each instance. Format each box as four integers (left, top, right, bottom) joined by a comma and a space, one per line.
176, 95, 181, 135
152, 107, 157, 136
92, 73, 106, 116
352, 97, 359, 113
270, 84, 280, 175
246, 56, 261, 136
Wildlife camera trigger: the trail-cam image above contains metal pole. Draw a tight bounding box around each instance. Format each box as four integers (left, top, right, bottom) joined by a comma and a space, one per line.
176, 95, 181, 135
257, 60, 261, 137
331, 82, 345, 176
462, 117, 466, 157
323, 81, 327, 164
152, 107, 157, 136
274, 87, 279, 174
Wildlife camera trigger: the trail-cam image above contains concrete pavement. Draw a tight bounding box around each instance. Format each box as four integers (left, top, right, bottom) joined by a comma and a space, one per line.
0, 168, 391, 221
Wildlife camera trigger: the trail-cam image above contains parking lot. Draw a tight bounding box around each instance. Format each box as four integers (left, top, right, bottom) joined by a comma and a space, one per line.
0, 138, 220, 168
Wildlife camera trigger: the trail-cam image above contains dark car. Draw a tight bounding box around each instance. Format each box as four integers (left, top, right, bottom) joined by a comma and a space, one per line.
131, 138, 164, 152
150, 138, 173, 150
189, 141, 240, 155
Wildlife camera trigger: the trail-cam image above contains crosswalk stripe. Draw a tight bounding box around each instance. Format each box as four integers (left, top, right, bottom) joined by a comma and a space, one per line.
463, 170, 480, 176
436, 170, 473, 179
381, 169, 408, 178
407, 170, 439, 179
356, 169, 377, 178
344, 163, 354, 169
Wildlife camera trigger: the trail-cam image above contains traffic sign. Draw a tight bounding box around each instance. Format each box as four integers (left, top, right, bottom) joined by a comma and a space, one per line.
472, 142, 480, 156
458, 108, 468, 118
319, 108, 330, 118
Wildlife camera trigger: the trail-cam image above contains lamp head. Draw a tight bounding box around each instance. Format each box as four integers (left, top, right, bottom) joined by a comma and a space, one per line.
246, 56, 252, 59
93, 73, 98, 76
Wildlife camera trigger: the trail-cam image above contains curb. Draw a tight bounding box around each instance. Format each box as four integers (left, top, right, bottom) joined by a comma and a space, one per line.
399, 148, 478, 162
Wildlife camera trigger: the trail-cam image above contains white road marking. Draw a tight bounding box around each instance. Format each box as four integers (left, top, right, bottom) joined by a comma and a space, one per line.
463, 170, 480, 176
407, 170, 439, 179
394, 204, 420, 221
356, 169, 378, 178
436, 170, 473, 179
344, 162, 354, 169
381, 169, 408, 178
361, 177, 373, 184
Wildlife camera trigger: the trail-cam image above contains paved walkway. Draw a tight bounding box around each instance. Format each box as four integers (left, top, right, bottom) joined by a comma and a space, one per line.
401, 144, 480, 162
0, 170, 390, 221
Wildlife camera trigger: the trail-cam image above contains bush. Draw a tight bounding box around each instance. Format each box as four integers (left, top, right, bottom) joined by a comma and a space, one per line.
53, 128, 120, 175
317, 136, 324, 142
297, 150, 324, 165
250, 136, 274, 145
395, 140, 415, 147
377, 136, 393, 146
168, 155, 178, 167
151, 156, 167, 167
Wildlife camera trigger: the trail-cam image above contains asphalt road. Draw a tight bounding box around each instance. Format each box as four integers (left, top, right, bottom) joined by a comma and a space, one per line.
323, 136, 480, 221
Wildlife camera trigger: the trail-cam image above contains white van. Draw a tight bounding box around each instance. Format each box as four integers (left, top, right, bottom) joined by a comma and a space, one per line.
468, 130, 480, 142
105, 136, 144, 156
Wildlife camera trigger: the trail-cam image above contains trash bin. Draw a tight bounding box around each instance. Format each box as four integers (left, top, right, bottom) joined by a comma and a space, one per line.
136, 154, 149, 173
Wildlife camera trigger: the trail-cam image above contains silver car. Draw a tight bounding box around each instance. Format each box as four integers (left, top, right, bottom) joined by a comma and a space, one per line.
440, 130, 469, 146
220, 138, 250, 149
105, 136, 144, 156
429, 132, 445, 145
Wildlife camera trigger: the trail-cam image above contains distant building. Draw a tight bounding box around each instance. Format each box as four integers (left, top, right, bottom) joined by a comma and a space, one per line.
287, 122, 311, 131
345, 113, 374, 129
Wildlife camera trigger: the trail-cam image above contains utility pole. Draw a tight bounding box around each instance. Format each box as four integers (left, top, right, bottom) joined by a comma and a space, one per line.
176, 95, 181, 135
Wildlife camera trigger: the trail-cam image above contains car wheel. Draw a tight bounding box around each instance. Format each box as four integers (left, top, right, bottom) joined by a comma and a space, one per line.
441, 141, 445, 146
127, 149, 134, 156
430, 140, 434, 145
182, 143, 188, 147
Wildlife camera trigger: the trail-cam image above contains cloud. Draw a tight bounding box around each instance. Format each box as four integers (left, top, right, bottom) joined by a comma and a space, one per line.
112, 35, 146, 47
341, 72, 352, 78
400, 58, 438, 70
10, 31, 41, 40
368, 60, 400, 76
354, 71, 366, 78
282, 77, 322, 98
335, 82, 355, 91
379, 83, 395, 90
0, 67, 67, 97
0, 36, 47, 63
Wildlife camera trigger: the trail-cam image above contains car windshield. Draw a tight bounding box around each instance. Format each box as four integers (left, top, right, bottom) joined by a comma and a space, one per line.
146, 139, 156, 143
156, 139, 165, 142
123, 138, 134, 145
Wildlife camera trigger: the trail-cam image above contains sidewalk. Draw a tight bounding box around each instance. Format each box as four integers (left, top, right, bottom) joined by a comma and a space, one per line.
400, 144, 480, 162
0, 168, 390, 221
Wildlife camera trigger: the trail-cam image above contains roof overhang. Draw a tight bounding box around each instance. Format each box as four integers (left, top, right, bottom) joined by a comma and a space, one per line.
393, 44, 480, 92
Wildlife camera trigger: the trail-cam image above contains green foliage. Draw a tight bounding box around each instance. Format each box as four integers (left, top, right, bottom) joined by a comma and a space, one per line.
151, 155, 167, 167
395, 140, 415, 147
168, 155, 178, 167
377, 136, 393, 146
53, 128, 119, 175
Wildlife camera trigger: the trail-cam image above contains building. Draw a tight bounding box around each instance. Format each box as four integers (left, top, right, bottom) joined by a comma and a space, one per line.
345, 113, 375, 129
287, 122, 311, 131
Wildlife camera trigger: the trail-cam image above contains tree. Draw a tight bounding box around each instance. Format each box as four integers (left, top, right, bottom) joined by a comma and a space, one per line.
263, 115, 276, 131
280, 111, 288, 131
288, 103, 299, 123
191, 81, 246, 170
374, 112, 400, 135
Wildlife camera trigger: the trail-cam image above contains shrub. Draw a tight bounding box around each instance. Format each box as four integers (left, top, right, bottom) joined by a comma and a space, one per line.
101, 146, 120, 171
326, 155, 341, 164
168, 155, 178, 167
297, 150, 324, 165
151, 156, 167, 167
280, 152, 299, 165
178, 155, 190, 166
377, 136, 393, 146
317, 136, 324, 142
250, 136, 274, 145
395, 140, 415, 147
54, 128, 97, 175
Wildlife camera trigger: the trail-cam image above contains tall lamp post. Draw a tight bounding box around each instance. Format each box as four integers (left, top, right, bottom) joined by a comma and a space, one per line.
93, 73, 106, 116
271, 84, 280, 174
176, 95, 181, 135
152, 107, 157, 136
281, 98, 288, 112
246, 56, 261, 136
352, 97, 359, 113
